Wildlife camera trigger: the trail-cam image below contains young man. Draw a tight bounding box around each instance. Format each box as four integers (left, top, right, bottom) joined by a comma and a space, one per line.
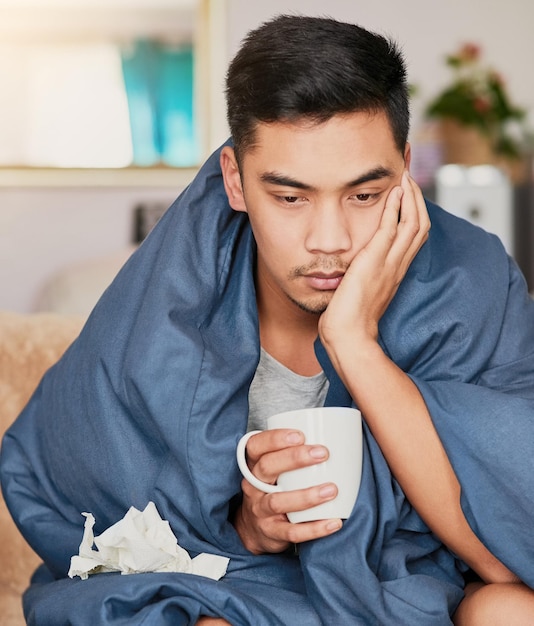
2, 15, 534, 625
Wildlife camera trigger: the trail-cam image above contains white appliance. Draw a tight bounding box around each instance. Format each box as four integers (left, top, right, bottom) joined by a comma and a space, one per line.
435, 164, 514, 255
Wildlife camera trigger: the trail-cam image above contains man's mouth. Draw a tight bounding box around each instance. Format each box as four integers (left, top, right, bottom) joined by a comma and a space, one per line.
304, 272, 345, 291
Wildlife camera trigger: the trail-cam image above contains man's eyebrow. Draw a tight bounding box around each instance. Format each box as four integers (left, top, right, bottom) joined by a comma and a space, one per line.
260, 172, 312, 190
346, 166, 395, 187
260, 166, 395, 191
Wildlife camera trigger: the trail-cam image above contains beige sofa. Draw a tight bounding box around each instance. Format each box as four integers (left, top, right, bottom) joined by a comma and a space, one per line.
0, 311, 84, 625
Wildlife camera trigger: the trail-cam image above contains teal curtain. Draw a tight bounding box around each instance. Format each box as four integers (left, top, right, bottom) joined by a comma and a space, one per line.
121, 40, 197, 167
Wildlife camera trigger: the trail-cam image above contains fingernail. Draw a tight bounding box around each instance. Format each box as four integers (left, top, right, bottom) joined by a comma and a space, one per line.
286, 431, 303, 444
319, 484, 336, 498
326, 520, 343, 532
310, 446, 327, 459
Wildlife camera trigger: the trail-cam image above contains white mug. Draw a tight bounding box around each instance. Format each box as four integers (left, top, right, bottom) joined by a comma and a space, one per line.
236, 406, 363, 523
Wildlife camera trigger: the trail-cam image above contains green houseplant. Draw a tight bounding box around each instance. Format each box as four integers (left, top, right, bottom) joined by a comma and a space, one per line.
426, 43, 526, 161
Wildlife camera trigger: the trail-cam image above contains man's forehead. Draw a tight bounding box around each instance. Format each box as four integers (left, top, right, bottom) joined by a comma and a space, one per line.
237, 111, 405, 184
246, 112, 399, 153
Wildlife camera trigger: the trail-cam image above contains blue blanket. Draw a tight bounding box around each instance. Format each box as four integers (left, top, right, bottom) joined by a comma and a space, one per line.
2, 144, 534, 625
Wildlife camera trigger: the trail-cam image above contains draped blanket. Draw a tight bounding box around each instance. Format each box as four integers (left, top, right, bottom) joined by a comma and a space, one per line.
2, 145, 534, 625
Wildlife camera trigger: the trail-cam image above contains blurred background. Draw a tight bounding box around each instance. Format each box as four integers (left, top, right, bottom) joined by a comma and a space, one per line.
2, 0, 534, 315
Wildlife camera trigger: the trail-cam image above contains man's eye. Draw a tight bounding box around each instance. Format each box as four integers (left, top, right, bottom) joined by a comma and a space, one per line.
350, 193, 380, 204
282, 196, 299, 203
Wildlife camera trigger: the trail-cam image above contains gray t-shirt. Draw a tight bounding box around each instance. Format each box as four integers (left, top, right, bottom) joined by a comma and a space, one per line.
247, 348, 330, 431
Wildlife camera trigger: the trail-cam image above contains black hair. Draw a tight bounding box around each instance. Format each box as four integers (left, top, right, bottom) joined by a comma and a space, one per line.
225, 14, 410, 163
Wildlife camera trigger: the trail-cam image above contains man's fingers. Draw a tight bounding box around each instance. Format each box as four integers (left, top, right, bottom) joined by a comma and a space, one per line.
244, 428, 304, 465
254, 482, 338, 518
398, 171, 431, 259
379, 171, 429, 265
283, 517, 343, 544
378, 185, 404, 236
247, 441, 329, 485
241, 479, 343, 544
241, 478, 338, 523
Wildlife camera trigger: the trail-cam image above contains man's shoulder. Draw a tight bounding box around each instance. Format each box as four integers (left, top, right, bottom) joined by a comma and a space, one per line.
404, 197, 512, 301
424, 198, 507, 260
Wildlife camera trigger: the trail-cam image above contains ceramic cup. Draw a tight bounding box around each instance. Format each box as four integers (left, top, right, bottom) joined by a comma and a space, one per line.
236, 406, 363, 523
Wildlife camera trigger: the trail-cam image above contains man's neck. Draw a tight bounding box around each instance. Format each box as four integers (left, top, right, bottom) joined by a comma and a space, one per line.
257, 287, 322, 377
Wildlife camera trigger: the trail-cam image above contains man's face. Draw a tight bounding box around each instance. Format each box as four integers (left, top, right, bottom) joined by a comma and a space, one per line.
221, 111, 409, 318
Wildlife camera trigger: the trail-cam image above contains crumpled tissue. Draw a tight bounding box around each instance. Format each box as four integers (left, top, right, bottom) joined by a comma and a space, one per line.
68, 501, 229, 581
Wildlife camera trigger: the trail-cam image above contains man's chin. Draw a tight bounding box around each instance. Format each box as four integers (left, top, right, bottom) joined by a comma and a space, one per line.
289, 293, 333, 315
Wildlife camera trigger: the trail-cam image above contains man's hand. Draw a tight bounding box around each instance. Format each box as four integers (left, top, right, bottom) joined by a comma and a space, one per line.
233, 428, 342, 554
319, 170, 430, 350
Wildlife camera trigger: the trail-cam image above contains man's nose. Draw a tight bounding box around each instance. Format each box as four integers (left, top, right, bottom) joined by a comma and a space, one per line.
305, 204, 352, 254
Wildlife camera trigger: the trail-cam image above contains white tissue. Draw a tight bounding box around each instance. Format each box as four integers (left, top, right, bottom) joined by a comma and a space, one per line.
68, 501, 229, 581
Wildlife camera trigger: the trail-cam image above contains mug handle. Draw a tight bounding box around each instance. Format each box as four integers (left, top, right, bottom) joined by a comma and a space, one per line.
236, 431, 281, 493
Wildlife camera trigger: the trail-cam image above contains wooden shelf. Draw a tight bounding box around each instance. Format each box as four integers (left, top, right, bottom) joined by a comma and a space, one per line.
0, 166, 198, 188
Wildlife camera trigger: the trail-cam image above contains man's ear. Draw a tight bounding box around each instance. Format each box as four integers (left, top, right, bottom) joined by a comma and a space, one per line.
404, 142, 412, 171
220, 146, 247, 213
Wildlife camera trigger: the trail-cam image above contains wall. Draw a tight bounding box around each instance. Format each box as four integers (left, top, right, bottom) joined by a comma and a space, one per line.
0, 171, 191, 313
